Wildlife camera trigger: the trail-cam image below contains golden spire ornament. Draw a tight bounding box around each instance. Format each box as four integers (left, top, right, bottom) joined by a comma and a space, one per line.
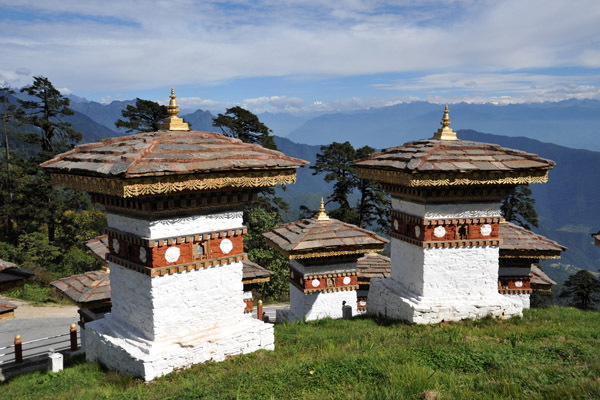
159, 88, 190, 131
316, 197, 330, 221
432, 105, 458, 140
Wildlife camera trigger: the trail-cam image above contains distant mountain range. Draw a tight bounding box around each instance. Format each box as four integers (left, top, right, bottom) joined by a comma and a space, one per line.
14, 94, 599, 281
285, 100, 600, 152
274, 130, 600, 279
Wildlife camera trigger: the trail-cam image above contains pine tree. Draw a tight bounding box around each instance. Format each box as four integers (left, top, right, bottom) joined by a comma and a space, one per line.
501, 185, 539, 229
559, 270, 600, 310
18, 76, 81, 159
213, 106, 277, 150
311, 141, 389, 230
115, 98, 169, 133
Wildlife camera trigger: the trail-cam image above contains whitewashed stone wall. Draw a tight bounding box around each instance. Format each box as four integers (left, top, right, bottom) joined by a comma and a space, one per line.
107, 210, 243, 238
503, 293, 530, 309
85, 209, 274, 381
368, 197, 523, 324
287, 284, 357, 321
391, 199, 502, 219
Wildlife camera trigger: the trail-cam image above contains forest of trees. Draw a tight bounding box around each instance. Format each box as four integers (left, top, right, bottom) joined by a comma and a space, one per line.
0, 76, 598, 306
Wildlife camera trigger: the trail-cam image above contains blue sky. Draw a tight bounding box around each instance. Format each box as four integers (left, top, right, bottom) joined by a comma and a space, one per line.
1, 0, 599, 114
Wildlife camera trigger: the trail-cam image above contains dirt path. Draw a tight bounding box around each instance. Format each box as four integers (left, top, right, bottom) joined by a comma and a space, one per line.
1, 297, 78, 320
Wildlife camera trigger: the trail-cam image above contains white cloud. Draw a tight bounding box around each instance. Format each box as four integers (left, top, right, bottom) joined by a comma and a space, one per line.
0, 0, 598, 106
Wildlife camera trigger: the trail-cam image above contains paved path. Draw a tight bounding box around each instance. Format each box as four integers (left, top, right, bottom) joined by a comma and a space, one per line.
0, 298, 79, 363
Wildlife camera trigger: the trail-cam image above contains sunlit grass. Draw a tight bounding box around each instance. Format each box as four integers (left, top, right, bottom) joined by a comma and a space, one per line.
2, 307, 599, 399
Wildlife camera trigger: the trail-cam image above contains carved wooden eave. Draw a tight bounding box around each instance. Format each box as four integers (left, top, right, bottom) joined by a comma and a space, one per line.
264, 239, 385, 260
355, 167, 549, 188
499, 250, 562, 259
49, 169, 297, 198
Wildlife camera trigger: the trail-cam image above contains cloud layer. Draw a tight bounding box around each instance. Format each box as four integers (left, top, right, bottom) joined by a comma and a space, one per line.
1, 0, 599, 112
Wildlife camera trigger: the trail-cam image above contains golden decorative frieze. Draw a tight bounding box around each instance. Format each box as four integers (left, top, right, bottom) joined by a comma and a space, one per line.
50, 169, 297, 198
356, 168, 549, 188
275, 246, 385, 260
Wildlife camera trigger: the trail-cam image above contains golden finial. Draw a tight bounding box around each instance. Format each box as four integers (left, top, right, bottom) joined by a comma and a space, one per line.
432, 105, 458, 140
159, 88, 190, 131
70, 323, 76, 330
15, 334, 21, 342
316, 198, 330, 221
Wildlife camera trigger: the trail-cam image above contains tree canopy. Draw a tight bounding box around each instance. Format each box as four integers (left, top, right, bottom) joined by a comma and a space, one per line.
501, 185, 539, 230
559, 270, 600, 310
18, 76, 81, 159
310, 141, 389, 231
213, 106, 277, 150
115, 98, 169, 133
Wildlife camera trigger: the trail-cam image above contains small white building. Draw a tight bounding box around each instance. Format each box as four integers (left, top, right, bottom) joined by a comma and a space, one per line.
354, 106, 556, 324
263, 200, 388, 322
41, 90, 307, 381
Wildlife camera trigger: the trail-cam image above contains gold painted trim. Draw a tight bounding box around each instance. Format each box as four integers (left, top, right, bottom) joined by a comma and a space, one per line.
288, 247, 385, 260
243, 277, 271, 285
356, 168, 549, 188
499, 252, 561, 259
50, 169, 297, 198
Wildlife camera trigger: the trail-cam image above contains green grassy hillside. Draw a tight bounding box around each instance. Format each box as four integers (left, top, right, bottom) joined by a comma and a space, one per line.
2, 308, 599, 399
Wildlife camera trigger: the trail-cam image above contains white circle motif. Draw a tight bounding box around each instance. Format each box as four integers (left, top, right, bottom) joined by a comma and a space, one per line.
515, 281, 523, 288
290, 271, 294, 279
165, 246, 180, 263
343, 276, 351, 285
219, 238, 233, 254
415, 226, 421, 238
359, 300, 367, 306
434, 226, 446, 238
480, 224, 492, 237
393, 219, 399, 230
139, 247, 147, 263
112, 239, 120, 254
311, 279, 320, 288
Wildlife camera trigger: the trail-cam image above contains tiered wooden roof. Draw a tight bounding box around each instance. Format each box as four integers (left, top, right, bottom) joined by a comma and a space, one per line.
41, 130, 308, 197
356, 253, 391, 284
499, 222, 566, 259
263, 202, 388, 259
530, 265, 557, 287
355, 107, 554, 187
241, 259, 273, 284
592, 231, 600, 247
51, 271, 111, 305
0, 259, 34, 285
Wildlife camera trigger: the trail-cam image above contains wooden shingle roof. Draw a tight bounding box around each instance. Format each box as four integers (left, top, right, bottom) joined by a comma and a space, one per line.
263, 217, 388, 259
499, 222, 566, 259
354, 107, 554, 188
530, 265, 557, 286
41, 131, 308, 197
357, 253, 391, 283
51, 271, 111, 304
592, 231, 600, 247
41, 131, 307, 178
242, 259, 272, 284
355, 139, 554, 187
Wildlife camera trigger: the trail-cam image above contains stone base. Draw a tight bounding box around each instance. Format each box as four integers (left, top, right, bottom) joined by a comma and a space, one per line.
368, 278, 523, 324
85, 315, 274, 381
502, 293, 530, 309
276, 308, 291, 323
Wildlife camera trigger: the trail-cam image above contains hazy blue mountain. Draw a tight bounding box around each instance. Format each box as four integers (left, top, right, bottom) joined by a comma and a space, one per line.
181, 109, 217, 132
275, 131, 600, 277
458, 130, 600, 276
258, 112, 310, 136
287, 100, 600, 151
69, 99, 135, 133
4, 91, 121, 144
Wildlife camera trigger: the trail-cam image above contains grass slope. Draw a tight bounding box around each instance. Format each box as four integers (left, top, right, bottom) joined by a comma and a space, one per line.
2, 307, 599, 399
